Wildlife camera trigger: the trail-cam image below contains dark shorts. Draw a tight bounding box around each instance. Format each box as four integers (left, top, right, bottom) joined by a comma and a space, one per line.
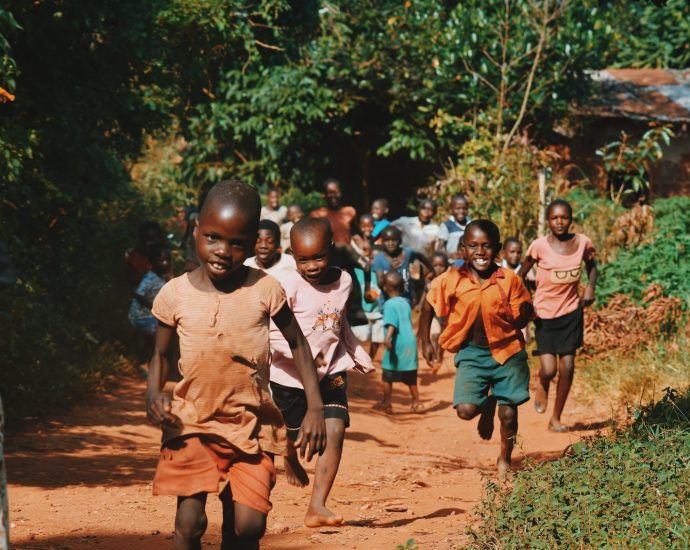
381, 369, 418, 385
453, 344, 530, 407
270, 373, 349, 441
534, 306, 583, 356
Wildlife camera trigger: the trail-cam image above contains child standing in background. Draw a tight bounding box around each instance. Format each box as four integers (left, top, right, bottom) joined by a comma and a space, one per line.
518, 199, 597, 432
501, 237, 532, 343
428, 251, 450, 369
146, 180, 326, 550
280, 204, 304, 252
261, 188, 288, 224
245, 219, 296, 279
269, 218, 374, 528
376, 271, 421, 414
436, 194, 471, 259
128, 245, 171, 336
370, 198, 391, 242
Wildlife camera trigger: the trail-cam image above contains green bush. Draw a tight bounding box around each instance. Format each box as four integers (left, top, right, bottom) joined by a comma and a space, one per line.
597, 197, 690, 306
467, 388, 690, 549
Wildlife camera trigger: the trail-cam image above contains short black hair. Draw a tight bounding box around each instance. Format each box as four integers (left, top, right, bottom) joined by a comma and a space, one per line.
546, 199, 573, 218
380, 225, 402, 240
431, 251, 450, 267
291, 217, 333, 245
146, 243, 170, 265
463, 219, 501, 247
200, 180, 261, 229
383, 270, 404, 292
322, 178, 341, 191
267, 187, 280, 195
258, 219, 280, 243
451, 194, 468, 204
372, 198, 389, 207
418, 198, 437, 211
503, 236, 522, 249
359, 213, 374, 223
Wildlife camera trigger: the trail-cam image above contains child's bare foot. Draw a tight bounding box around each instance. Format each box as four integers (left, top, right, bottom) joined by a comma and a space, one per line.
304, 505, 344, 528
548, 419, 568, 433
284, 454, 309, 488
477, 396, 497, 440
373, 401, 393, 414
410, 401, 426, 414
496, 456, 511, 477
534, 384, 548, 414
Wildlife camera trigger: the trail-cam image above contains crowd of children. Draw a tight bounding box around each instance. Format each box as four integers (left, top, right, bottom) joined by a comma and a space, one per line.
139, 178, 597, 547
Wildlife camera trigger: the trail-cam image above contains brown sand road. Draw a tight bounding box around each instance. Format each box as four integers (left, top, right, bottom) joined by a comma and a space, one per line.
6, 359, 609, 549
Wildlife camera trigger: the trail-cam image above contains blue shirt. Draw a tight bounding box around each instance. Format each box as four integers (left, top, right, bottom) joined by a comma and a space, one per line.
372, 218, 391, 239
382, 297, 418, 372
372, 247, 414, 304
128, 271, 165, 323
354, 267, 381, 314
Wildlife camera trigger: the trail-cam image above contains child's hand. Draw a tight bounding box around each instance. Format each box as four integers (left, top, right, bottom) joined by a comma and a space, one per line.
582, 284, 595, 307
519, 301, 535, 320
294, 409, 326, 462
146, 391, 174, 426
421, 340, 438, 367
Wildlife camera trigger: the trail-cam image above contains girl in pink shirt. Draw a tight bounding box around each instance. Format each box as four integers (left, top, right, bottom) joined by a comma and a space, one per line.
269, 217, 374, 528
519, 199, 597, 432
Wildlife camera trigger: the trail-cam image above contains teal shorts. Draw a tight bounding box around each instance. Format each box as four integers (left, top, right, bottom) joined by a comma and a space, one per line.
453, 344, 530, 407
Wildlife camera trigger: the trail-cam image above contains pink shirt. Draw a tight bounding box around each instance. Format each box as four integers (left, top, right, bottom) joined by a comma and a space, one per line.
269, 268, 374, 388
526, 234, 595, 320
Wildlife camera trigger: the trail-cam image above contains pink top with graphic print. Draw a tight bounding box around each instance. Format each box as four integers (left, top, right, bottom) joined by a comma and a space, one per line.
269, 268, 374, 389
526, 234, 595, 320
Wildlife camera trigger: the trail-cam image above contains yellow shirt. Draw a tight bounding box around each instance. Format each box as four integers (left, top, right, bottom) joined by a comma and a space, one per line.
426, 265, 531, 364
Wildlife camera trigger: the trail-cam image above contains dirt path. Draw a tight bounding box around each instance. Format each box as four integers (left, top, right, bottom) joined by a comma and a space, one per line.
6, 358, 610, 549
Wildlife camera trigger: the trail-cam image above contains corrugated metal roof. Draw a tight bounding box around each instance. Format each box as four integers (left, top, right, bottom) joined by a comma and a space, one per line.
579, 69, 690, 123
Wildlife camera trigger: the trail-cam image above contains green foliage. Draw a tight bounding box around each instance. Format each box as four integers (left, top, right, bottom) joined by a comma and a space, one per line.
596, 126, 673, 203
597, 197, 690, 305
395, 539, 418, 550
467, 388, 690, 549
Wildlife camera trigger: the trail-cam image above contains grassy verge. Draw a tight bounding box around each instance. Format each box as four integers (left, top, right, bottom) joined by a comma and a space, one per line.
466, 388, 690, 549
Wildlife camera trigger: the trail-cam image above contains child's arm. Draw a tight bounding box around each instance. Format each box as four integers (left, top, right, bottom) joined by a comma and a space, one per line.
411, 250, 436, 279
583, 258, 597, 307
134, 293, 153, 310
146, 323, 176, 426
384, 325, 397, 365
517, 256, 536, 279
509, 276, 536, 330
418, 300, 437, 366
272, 303, 327, 461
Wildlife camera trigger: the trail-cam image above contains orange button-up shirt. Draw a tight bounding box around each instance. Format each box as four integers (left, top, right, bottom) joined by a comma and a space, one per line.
426, 265, 532, 364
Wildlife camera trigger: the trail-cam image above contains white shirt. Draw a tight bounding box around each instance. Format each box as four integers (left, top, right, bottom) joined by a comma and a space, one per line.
260, 205, 288, 225
244, 253, 296, 280
391, 216, 440, 255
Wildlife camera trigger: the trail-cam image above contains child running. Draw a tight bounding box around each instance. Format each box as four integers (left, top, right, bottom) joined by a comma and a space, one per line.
269, 217, 374, 528
518, 199, 597, 432
502, 237, 532, 343
376, 271, 421, 414
244, 219, 296, 279
420, 220, 534, 475
428, 251, 451, 369
146, 180, 326, 550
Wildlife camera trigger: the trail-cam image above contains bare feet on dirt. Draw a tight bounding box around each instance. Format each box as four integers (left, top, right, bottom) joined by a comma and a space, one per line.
373, 401, 393, 414
548, 419, 568, 433
304, 504, 344, 528
477, 397, 497, 440
534, 383, 548, 414
496, 457, 511, 477
284, 454, 309, 488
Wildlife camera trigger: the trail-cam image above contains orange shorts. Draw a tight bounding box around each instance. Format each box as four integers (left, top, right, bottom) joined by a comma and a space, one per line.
152, 436, 276, 515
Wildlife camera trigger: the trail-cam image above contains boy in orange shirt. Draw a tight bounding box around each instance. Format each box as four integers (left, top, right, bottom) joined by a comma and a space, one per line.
420, 220, 534, 475
146, 180, 326, 550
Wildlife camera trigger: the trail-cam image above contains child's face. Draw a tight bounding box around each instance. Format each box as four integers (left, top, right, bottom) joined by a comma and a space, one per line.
359, 216, 374, 238
452, 198, 469, 223
254, 229, 279, 264
324, 183, 342, 209
503, 242, 522, 268
371, 200, 388, 221
432, 256, 448, 276
194, 207, 256, 282
548, 205, 571, 237
153, 252, 171, 276
381, 229, 402, 256
418, 200, 436, 223
292, 231, 331, 284
267, 190, 280, 209
287, 205, 303, 223
462, 227, 499, 276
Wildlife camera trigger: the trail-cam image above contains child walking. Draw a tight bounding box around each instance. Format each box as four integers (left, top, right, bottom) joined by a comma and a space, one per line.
269, 218, 374, 528
376, 271, 422, 414
146, 180, 326, 550
518, 199, 597, 432
501, 237, 533, 343
420, 220, 534, 475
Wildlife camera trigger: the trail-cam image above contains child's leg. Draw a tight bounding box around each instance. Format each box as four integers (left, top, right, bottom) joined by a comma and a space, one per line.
496, 404, 518, 475
383, 381, 393, 408
269, 381, 310, 487
220, 490, 267, 550
535, 353, 557, 414
407, 383, 420, 406
369, 341, 380, 360
549, 354, 575, 431
305, 417, 346, 527
456, 398, 497, 440
174, 494, 208, 550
